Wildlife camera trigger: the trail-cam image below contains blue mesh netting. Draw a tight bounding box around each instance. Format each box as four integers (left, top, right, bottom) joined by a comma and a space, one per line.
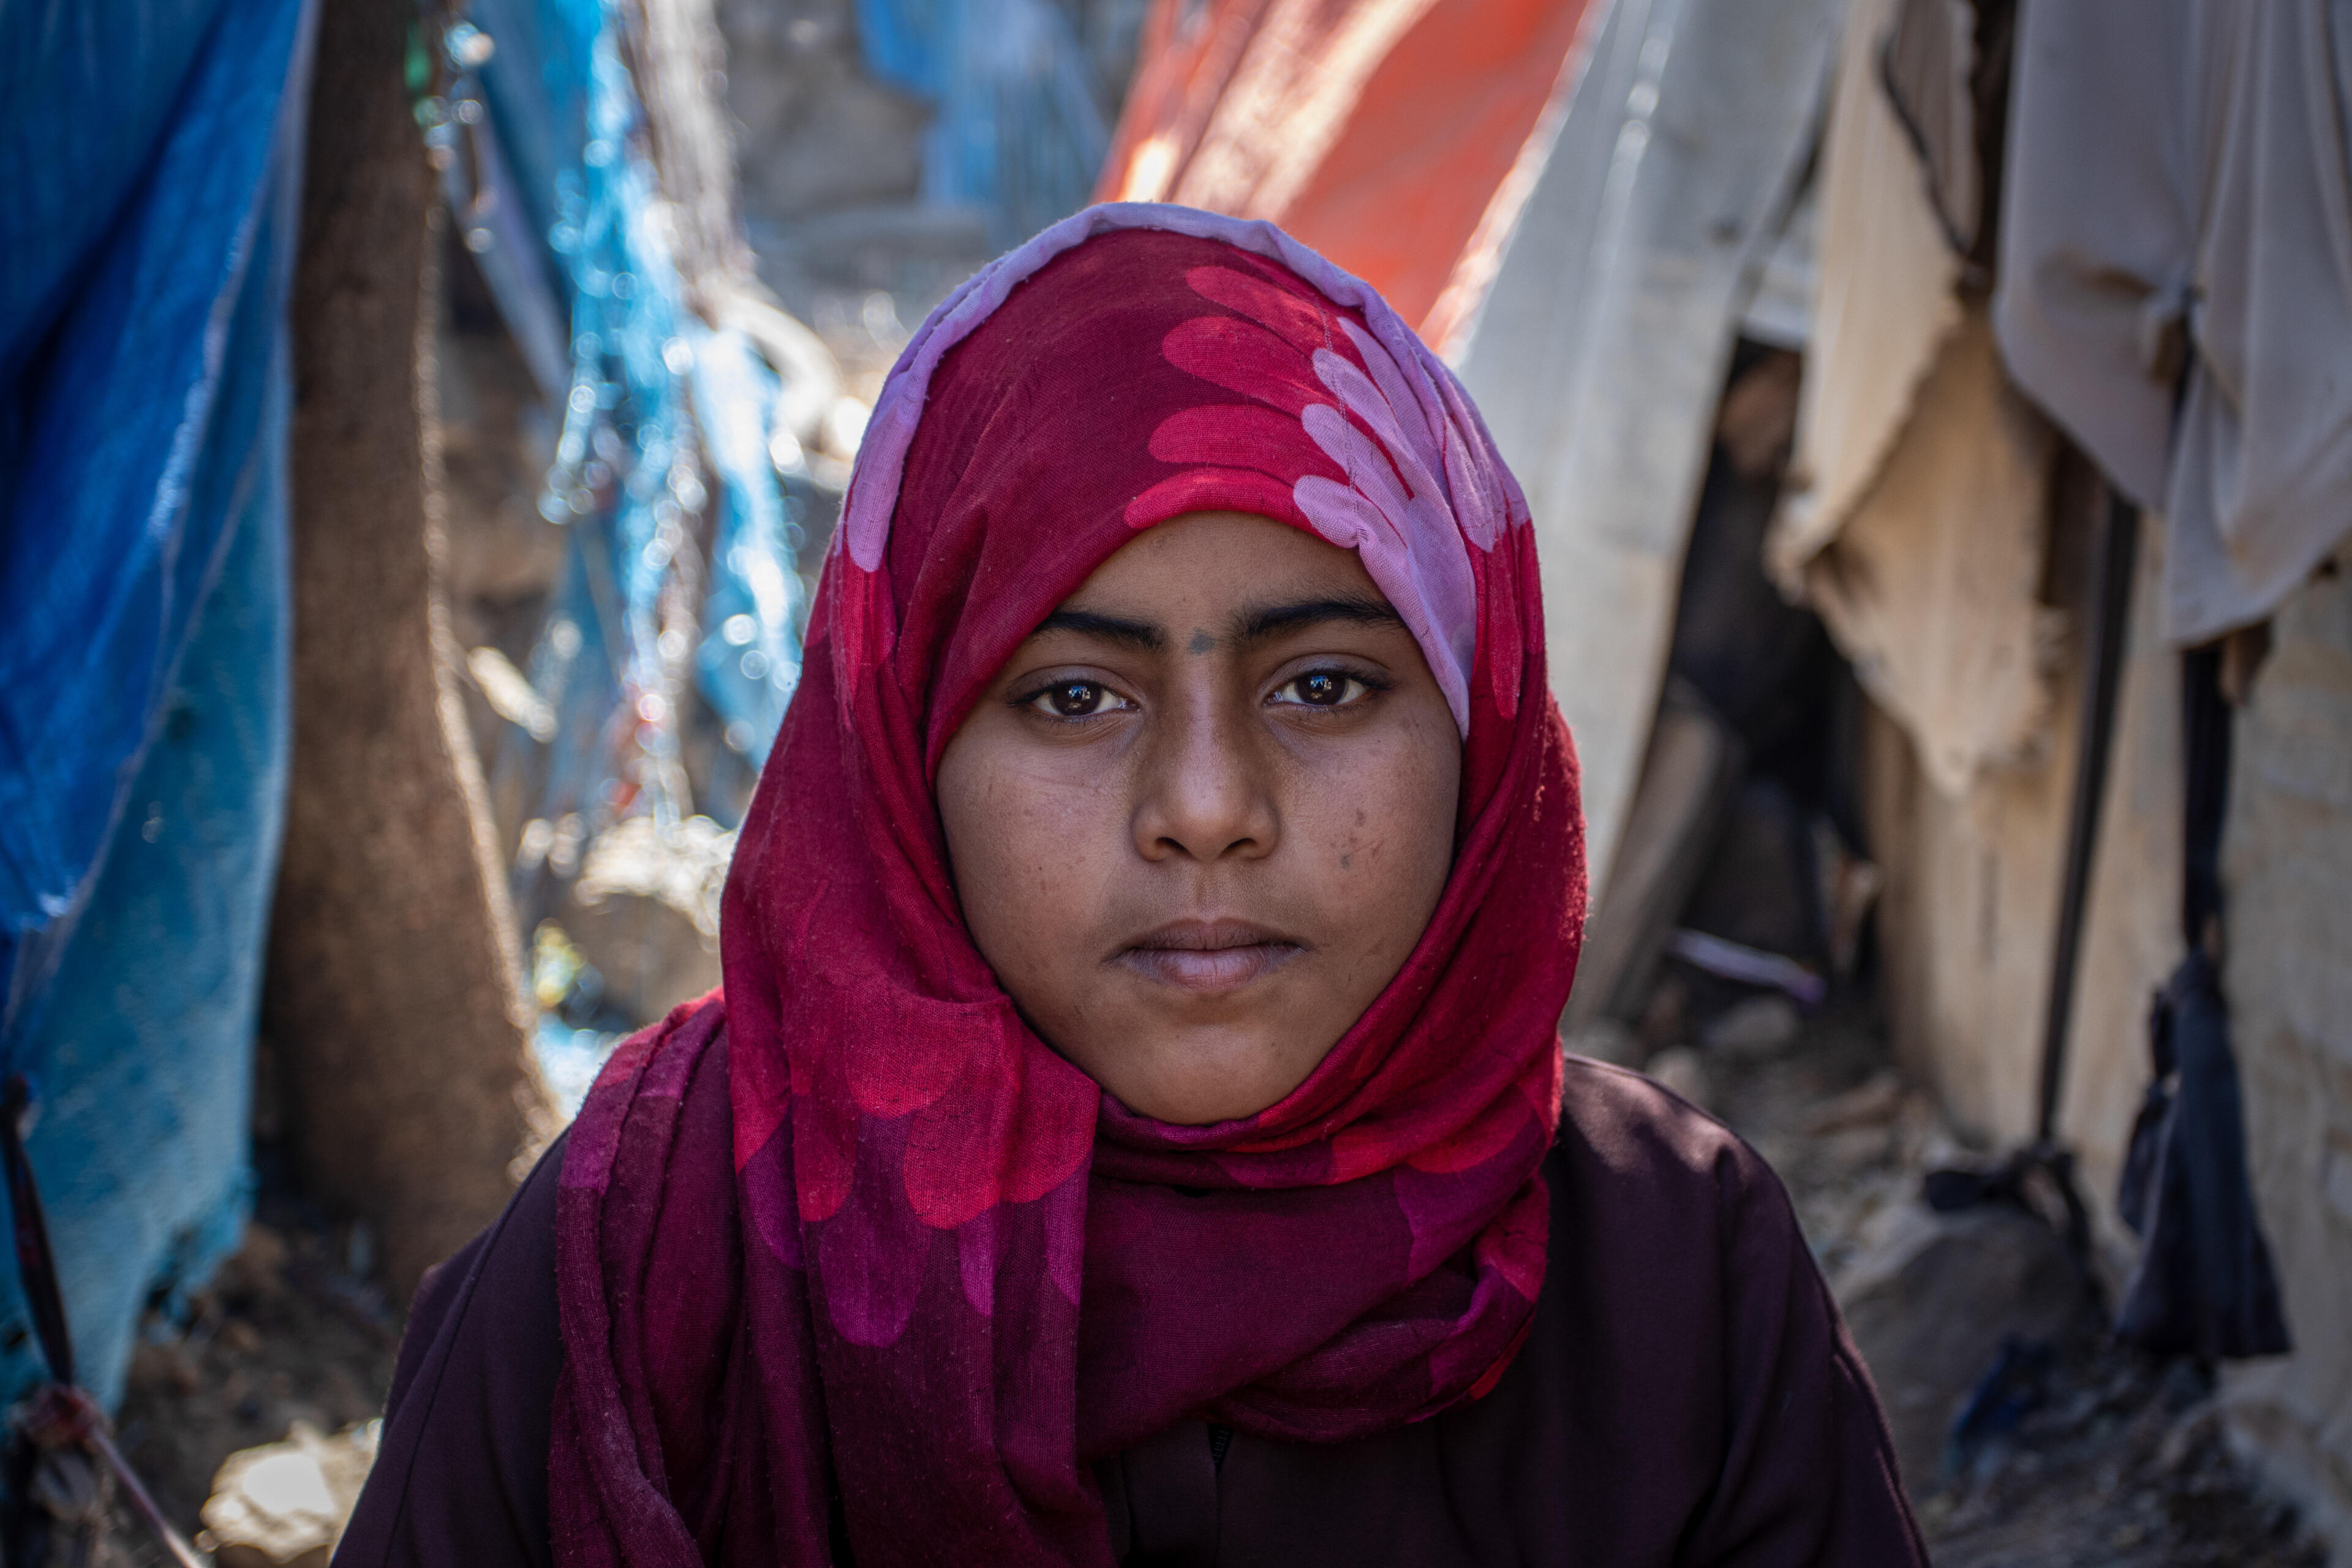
453, 0, 813, 1095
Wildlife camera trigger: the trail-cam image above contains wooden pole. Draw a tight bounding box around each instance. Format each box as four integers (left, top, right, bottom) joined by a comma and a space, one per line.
268, 0, 554, 1299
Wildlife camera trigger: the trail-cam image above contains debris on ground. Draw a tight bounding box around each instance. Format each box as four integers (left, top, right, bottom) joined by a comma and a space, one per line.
198, 1419, 378, 1568
1692, 993, 2332, 1566
1837, 1200, 2092, 1485
1923, 1338, 2326, 1568
1644, 1046, 1714, 1112
1702, 994, 1804, 1061
95, 1205, 400, 1566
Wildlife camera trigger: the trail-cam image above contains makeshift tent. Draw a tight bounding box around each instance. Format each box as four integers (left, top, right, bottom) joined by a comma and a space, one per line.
1779, 0, 2340, 1540
1452, 0, 1844, 890
0, 0, 318, 1409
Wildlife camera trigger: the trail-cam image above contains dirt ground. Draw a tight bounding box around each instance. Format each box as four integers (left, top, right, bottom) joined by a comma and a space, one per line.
1695, 993, 2329, 1567
73, 1001, 2334, 1565
98, 1183, 401, 1566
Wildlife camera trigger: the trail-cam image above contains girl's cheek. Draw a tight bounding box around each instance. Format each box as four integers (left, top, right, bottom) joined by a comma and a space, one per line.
1294, 736, 1455, 943
993, 771, 1124, 935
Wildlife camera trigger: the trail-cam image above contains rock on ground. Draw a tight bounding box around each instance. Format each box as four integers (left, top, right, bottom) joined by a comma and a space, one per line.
199, 1420, 379, 1568
1833, 1201, 2091, 1488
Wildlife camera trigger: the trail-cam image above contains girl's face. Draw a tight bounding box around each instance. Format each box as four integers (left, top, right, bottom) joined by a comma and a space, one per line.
938, 511, 1462, 1125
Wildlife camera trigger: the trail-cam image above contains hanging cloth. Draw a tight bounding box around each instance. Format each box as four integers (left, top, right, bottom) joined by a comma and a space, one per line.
2114, 643, 2291, 1360
1994, 0, 2352, 646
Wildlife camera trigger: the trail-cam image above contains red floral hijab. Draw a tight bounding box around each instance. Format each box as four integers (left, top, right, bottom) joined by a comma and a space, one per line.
550, 204, 1587, 1566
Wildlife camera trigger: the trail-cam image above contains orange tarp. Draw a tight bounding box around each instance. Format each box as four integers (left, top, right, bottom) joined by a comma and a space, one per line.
1098, 0, 1598, 347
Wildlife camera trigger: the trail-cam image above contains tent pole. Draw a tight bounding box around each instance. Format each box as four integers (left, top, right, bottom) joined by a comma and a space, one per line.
2036, 494, 2140, 1145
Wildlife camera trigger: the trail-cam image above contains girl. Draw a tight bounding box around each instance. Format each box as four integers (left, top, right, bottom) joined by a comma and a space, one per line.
336, 205, 1924, 1566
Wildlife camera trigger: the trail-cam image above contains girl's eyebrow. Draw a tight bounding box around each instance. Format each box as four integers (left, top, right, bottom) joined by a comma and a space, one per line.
1026, 593, 1401, 655
1028, 608, 1166, 651
1229, 594, 1404, 648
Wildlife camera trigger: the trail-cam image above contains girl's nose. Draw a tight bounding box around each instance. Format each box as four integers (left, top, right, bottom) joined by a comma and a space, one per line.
1130, 684, 1280, 864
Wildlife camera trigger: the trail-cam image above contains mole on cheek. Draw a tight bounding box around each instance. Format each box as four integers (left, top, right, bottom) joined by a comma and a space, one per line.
1188, 628, 1213, 655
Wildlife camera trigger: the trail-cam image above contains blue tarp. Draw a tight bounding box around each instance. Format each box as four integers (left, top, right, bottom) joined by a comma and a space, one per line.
0, 0, 315, 1409
0, 0, 806, 1411
450, 0, 810, 1088
854, 0, 1112, 244
466, 0, 806, 804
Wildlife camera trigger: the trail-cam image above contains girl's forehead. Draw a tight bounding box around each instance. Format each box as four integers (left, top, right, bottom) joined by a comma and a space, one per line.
923, 245, 1465, 723
1020, 511, 1402, 654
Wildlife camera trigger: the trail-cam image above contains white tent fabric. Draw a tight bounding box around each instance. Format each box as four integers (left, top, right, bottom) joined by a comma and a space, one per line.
1451, 0, 1844, 894
1996, 0, 2352, 646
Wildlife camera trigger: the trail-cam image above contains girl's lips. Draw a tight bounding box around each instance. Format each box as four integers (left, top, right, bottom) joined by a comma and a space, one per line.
1115, 919, 1305, 995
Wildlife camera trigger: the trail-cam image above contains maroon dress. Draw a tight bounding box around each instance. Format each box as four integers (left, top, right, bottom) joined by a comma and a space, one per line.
334, 1054, 1926, 1567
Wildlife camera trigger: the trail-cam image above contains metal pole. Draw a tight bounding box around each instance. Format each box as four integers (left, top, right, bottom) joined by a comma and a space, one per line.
2036, 494, 2139, 1144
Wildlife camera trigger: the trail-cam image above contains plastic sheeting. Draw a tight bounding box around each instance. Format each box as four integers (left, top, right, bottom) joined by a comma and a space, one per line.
859, 0, 1113, 244
461, 0, 807, 795
1452, 0, 1842, 893
1994, 0, 2352, 646
451, 0, 819, 1093
1099, 0, 1596, 341
0, 0, 315, 1409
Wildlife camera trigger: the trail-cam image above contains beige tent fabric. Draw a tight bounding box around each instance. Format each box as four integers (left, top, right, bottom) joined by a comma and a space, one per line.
1803, 309, 2059, 796
1996, 0, 2352, 646
1770, 0, 2055, 797
1768, 0, 1959, 581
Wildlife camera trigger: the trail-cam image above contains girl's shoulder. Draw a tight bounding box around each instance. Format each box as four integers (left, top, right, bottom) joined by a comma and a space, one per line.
1554, 1050, 1777, 1190
1548, 1050, 1807, 1276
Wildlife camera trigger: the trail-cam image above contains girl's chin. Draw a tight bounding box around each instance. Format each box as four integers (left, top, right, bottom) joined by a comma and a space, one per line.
1078, 1030, 1330, 1127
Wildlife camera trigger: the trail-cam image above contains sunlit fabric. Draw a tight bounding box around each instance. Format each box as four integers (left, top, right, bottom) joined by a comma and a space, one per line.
1098, 0, 1596, 344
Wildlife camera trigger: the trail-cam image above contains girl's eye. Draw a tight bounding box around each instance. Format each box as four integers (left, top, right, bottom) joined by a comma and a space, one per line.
1027, 680, 1127, 719
1273, 670, 1370, 709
